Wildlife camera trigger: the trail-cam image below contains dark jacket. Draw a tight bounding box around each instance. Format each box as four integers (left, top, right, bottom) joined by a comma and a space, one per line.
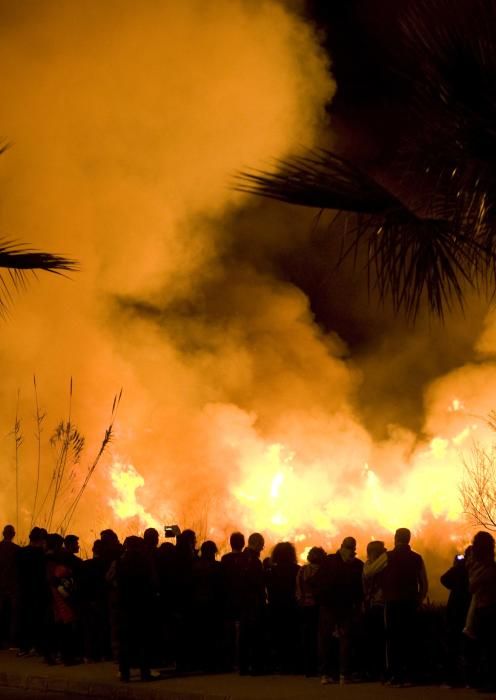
382, 544, 427, 603
0, 540, 19, 595
266, 562, 299, 610
193, 559, 223, 612
80, 557, 107, 605
221, 551, 244, 618
312, 551, 363, 608
440, 560, 471, 629
238, 548, 266, 621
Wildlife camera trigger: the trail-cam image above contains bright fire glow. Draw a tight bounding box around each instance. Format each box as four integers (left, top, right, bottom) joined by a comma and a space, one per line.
107, 401, 488, 552
109, 461, 161, 530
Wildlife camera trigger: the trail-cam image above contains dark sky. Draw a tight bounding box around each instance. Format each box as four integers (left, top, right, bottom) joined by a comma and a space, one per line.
253, 0, 494, 436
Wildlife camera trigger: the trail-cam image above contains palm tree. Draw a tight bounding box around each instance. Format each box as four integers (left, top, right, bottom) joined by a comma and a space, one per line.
238, 0, 496, 319
0, 145, 77, 312
0, 239, 77, 314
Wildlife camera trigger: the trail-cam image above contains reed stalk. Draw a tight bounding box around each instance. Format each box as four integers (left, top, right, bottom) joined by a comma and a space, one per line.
13, 391, 23, 535
59, 389, 122, 534
30, 375, 45, 531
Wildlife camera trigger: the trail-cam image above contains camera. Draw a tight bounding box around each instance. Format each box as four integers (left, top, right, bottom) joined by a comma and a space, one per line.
164, 524, 181, 538
456, 554, 465, 561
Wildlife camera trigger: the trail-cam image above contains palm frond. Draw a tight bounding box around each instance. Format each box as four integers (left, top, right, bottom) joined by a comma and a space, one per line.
0, 239, 78, 314
238, 1, 496, 319
0, 239, 77, 272
397, 0, 496, 247
236, 150, 397, 213
238, 150, 487, 318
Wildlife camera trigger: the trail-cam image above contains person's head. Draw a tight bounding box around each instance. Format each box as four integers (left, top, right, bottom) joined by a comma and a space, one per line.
2, 524, 15, 541
367, 540, 386, 561
394, 528, 411, 546
46, 533, 64, 553
307, 546, 326, 565
177, 529, 196, 552
29, 526, 45, 547
123, 535, 144, 553
271, 541, 297, 566
159, 541, 176, 561
92, 539, 104, 558
340, 536, 357, 561
247, 532, 265, 554
229, 531, 245, 553
100, 529, 120, 546
200, 540, 218, 561
472, 531, 495, 563
64, 534, 80, 554
143, 527, 159, 548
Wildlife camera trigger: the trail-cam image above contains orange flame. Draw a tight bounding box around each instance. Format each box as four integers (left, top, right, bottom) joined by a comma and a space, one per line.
107, 399, 486, 551
109, 460, 161, 530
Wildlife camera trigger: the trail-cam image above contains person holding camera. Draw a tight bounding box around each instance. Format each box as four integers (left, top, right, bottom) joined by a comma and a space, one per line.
440, 547, 471, 687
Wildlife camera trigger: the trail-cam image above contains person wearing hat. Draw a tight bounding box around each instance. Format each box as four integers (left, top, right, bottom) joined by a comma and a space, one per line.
312, 536, 363, 685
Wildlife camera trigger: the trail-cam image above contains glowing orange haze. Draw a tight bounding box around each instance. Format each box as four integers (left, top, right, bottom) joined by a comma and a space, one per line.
106, 396, 485, 550
0, 1, 494, 601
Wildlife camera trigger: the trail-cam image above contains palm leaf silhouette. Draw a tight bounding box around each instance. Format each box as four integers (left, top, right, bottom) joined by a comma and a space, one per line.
0, 144, 77, 312
239, 0, 496, 319
238, 150, 483, 319
0, 239, 77, 313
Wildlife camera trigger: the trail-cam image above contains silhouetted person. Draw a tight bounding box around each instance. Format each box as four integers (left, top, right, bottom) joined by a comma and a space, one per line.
467, 531, 496, 692
143, 528, 160, 564
362, 540, 387, 680
62, 534, 82, 580
0, 525, 19, 649
142, 528, 162, 666
157, 541, 177, 665
100, 529, 123, 571
382, 527, 428, 686
63, 535, 83, 573
238, 532, 266, 675
266, 541, 300, 673
313, 536, 363, 684
80, 539, 109, 662
221, 531, 245, 619
175, 529, 198, 671
63, 534, 83, 654
115, 536, 157, 682
17, 527, 49, 657
192, 540, 223, 671
221, 531, 245, 670
100, 529, 123, 659
296, 546, 326, 677
46, 533, 79, 665
440, 548, 472, 687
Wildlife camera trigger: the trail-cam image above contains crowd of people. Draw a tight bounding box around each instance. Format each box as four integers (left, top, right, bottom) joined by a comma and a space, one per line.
0, 522, 496, 691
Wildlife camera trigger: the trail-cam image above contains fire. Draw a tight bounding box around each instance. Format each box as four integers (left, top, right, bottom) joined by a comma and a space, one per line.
107, 401, 489, 553
109, 460, 161, 530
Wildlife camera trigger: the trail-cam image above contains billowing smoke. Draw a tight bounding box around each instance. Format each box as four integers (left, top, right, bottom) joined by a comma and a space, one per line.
0, 0, 493, 598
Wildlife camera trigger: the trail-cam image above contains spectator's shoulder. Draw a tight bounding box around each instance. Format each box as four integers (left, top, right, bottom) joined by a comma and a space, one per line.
412, 549, 424, 564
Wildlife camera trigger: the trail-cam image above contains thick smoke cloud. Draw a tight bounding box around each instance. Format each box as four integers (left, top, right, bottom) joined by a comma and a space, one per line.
0, 0, 334, 532
0, 1, 493, 599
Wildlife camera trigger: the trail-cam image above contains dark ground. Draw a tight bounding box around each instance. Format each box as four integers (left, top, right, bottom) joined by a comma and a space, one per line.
0, 651, 492, 700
